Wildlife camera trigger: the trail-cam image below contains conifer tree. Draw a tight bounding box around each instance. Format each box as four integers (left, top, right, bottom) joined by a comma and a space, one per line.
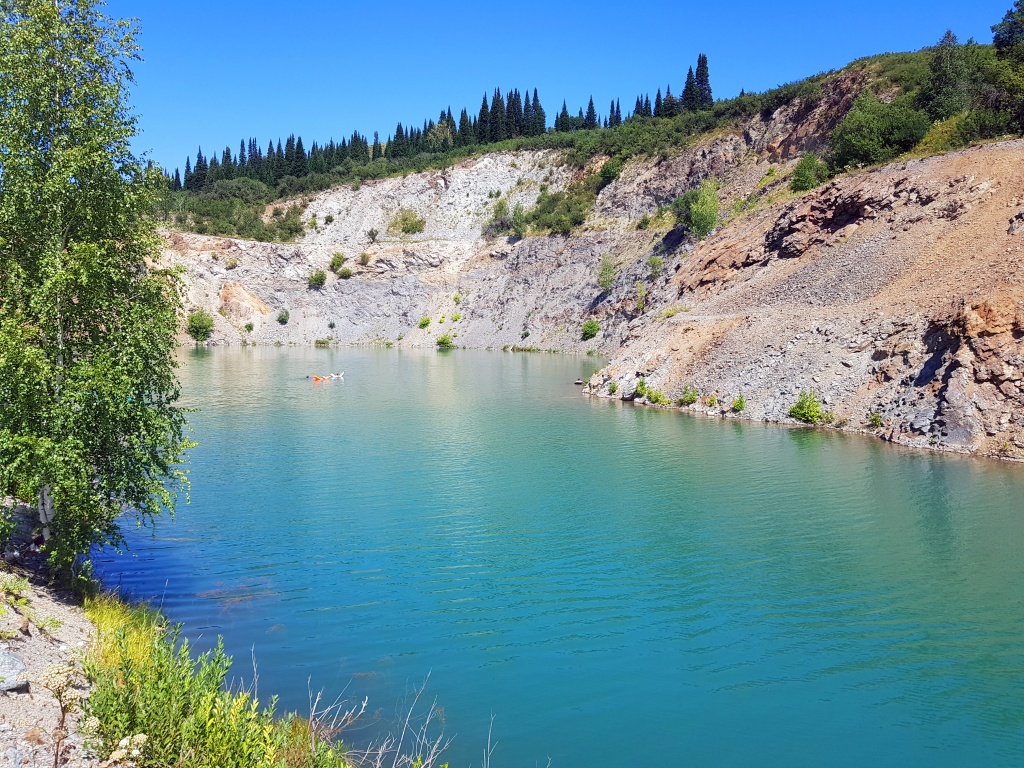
663, 85, 678, 117
654, 89, 663, 118
584, 96, 598, 129
459, 108, 474, 145
682, 66, 699, 110
533, 89, 546, 134
634, 96, 643, 119
183, 156, 193, 191
371, 131, 382, 160
556, 100, 570, 132
192, 147, 208, 189
695, 53, 713, 108
478, 94, 491, 145
490, 88, 507, 142
173, 168, 182, 191
643, 95, 652, 117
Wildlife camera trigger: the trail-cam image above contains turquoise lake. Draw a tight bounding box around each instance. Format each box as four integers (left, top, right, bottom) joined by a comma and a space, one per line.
94, 347, 1024, 767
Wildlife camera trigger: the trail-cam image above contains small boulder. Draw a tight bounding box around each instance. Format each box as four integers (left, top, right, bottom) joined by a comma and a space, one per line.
0, 651, 27, 692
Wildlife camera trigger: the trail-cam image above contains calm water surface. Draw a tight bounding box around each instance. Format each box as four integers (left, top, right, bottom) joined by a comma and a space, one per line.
95, 347, 1024, 767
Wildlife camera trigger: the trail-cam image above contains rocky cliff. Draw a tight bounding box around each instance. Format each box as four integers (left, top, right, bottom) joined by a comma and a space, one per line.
165, 81, 1024, 460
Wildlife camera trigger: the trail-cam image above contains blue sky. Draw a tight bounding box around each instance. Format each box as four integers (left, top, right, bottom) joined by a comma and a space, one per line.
104, 0, 1012, 173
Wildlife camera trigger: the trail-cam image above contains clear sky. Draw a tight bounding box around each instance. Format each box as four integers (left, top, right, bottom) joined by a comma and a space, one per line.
103, 0, 1012, 173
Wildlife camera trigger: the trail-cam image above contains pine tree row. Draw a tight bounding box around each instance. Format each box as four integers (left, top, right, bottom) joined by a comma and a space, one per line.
169, 55, 713, 192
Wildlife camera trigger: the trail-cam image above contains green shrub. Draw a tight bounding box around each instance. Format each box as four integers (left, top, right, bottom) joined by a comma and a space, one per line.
0, 508, 15, 551
225, 258, 238, 270
731, 394, 746, 412
388, 208, 426, 235
307, 269, 326, 289
599, 157, 623, 186
520, 329, 529, 338
637, 214, 651, 230
597, 255, 615, 291
789, 390, 825, 423
672, 178, 719, 239
186, 309, 214, 342
706, 394, 718, 407
83, 597, 347, 768
635, 283, 647, 313
453, 294, 461, 304
277, 310, 289, 325
367, 227, 378, 243
581, 319, 600, 340
608, 382, 618, 394
329, 253, 346, 272
244, 322, 253, 332
337, 267, 352, 279
647, 388, 670, 405
452, 313, 461, 322
359, 252, 371, 266
314, 338, 330, 348
830, 92, 932, 170
790, 152, 829, 191
634, 378, 648, 398
868, 410, 884, 428
676, 385, 699, 406
436, 334, 455, 349
418, 317, 431, 329
647, 256, 663, 278
327, 321, 335, 329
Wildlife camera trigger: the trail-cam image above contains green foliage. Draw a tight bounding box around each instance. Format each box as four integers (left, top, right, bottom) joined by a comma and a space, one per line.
921, 31, 972, 120
525, 174, 601, 235
676, 386, 700, 406
706, 394, 718, 407
367, 228, 379, 243
225, 258, 238, 270
635, 282, 647, 312
337, 267, 352, 279
0, 0, 191, 574
731, 394, 746, 412
637, 214, 651, 230
646, 388, 670, 405
186, 309, 215, 343
418, 317, 431, 329
647, 256, 664, 278
453, 294, 461, 304
830, 92, 932, 170
359, 252, 371, 266
452, 313, 461, 322
276, 310, 289, 325
790, 152, 829, 191
436, 334, 455, 349
597, 255, 616, 291
307, 270, 326, 290
329, 253, 346, 272
314, 338, 330, 348
634, 379, 648, 399
0, 507, 15, 551
993, 0, 1024, 60
599, 157, 623, 185
608, 382, 618, 394
868, 410, 884, 428
388, 208, 426, 235
83, 597, 347, 768
581, 319, 600, 340
672, 178, 719, 239
789, 391, 825, 424
244, 322, 253, 332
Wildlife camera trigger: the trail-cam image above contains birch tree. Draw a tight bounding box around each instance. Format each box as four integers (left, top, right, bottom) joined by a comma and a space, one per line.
0, 0, 190, 577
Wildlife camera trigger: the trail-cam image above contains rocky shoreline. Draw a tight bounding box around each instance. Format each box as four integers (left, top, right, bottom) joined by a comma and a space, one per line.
0, 504, 99, 768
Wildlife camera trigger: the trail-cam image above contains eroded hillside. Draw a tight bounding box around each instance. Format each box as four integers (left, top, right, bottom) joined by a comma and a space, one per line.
165, 79, 1024, 459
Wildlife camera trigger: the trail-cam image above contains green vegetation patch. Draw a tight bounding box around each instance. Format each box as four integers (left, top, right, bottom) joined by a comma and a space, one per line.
186, 309, 214, 342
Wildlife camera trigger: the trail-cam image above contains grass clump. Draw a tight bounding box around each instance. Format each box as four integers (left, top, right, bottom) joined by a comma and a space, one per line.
731, 394, 747, 412
244, 322, 253, 332
82, 596, 347, 768
868, 410, 884, 428
388, 208, 425, 235
276, 310, 289, 325
186, 309, 214, 343
436, 334, 455, 349
581, 319, 600, 340
608, 382, 618, 394
337, 267, 352, 279
597, 255, 615, 292
676, 385, 699, 406
789, 390, 825, 424
307, 269, 326, 290
329, 253, 346, 272
647, 256, 663, 279
418, 317, 431, 329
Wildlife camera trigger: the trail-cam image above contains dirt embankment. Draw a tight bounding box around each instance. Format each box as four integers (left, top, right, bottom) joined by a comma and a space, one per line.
164, 80, 1023, 459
